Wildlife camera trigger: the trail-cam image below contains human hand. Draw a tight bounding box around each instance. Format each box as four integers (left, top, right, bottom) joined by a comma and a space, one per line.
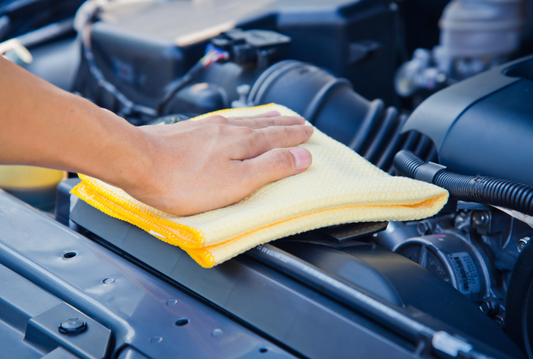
0, 58, 312, 216
124, 111, 313, 216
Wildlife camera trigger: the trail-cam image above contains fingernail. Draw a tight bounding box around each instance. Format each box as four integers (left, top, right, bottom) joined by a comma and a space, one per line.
264, 110, 280, 117
295, 115, 305, 123
289, 148, 312, 173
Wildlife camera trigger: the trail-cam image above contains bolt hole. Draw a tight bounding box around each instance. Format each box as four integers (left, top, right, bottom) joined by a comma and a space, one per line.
259, 348, 268, 354
63, 252, 77, 259
175, 318, 189, 326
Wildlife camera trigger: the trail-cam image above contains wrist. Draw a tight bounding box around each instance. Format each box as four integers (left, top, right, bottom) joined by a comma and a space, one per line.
94, 112, 156, 192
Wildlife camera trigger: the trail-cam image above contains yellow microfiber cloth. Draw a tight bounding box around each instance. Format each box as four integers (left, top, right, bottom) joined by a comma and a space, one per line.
71, 104, 449, 268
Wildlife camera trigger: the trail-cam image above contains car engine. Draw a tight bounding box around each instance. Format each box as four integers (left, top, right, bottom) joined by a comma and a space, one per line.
2, 0, 533, 358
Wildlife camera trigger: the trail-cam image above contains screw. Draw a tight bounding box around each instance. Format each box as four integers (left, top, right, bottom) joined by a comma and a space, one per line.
472, 211, 490, 227
455, 212, 469, 228
518, 237, 531, 253
479, 298, 499, 316
58, 318, 87, 335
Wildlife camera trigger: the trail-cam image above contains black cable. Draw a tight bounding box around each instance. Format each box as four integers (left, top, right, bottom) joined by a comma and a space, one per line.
79, 4, 225, 119
156, 60, 205, 116
394, 150, 533, 216
79, 5, 157, 119
81, 25, 157, 117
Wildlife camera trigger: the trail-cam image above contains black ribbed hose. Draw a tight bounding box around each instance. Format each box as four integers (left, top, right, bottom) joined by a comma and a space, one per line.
248, 60, 438, 173
394, 150, 533, 216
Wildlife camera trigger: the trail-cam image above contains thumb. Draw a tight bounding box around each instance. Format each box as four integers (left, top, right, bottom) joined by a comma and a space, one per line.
243, 147, 312, 188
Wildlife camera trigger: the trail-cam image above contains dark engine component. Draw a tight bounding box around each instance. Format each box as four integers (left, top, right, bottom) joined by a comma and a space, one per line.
73, 0, 438, 174
210, 28, 290, 69
159, 29, 290, 116
73, 0, 398, 112
507, 235, 533, 357
389, 54, 533, 356
402, 55, 533, 188
248, 60, 438, 173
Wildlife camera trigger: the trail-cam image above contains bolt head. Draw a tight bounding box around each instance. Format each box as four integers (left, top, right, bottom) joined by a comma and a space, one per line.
58, 318, 87, 335
417, 222, 431, 235
517, 237, 531, 253
479, 298, 499, 316
472, 211, 490, 227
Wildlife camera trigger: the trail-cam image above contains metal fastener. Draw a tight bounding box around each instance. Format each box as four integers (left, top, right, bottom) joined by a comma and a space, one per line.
479, 298, 499, 316
58, 318, 87, 335
517, 237, 531, 253
417, 222, 431, 235
472, 211, 490, 227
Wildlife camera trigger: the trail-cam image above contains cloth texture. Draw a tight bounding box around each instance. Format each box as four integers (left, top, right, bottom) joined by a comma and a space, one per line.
71, 104, 449, 268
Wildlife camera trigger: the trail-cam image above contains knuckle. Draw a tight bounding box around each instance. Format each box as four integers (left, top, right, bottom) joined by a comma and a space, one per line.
233, 126, 254, 136
278, 126, 291, 145
269, 149, 294, 173
264, 118, 276, 126
204, 115, 228, 124
251, 129, 268, 145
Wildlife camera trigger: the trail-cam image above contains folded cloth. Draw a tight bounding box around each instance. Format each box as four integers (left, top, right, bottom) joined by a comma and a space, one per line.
71, 103, 449, 268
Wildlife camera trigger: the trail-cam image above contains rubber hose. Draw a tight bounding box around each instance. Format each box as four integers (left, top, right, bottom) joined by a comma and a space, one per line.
394, 150, 533, 216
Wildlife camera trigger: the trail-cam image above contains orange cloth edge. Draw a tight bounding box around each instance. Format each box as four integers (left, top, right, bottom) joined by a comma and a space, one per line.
71, 180, 207, 249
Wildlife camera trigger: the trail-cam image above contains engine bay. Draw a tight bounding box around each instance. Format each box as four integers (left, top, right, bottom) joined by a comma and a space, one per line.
2, 0, 533, 358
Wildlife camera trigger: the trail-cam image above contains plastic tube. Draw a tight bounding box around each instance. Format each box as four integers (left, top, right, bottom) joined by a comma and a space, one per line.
394, 150, 533, 216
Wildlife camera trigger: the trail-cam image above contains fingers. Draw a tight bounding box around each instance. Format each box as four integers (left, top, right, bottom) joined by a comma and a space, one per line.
226, 110, 280, 120
226, 115, 305, 129
240, 147, 312, 190
232, 124, 313, 159
201, 111, 305, 129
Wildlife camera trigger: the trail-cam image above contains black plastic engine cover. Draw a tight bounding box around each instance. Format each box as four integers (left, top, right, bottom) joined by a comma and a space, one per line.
403, 55, 533, 187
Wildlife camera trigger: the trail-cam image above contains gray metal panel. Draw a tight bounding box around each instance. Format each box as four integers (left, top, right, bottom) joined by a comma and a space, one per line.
25, 303, 111, 358
0, 320, 42, 359
0, 262, 108, 359
43, 347, 81, 359
0, 192, 293, 359
69, 195, 525, 359
70, 198, 425, 359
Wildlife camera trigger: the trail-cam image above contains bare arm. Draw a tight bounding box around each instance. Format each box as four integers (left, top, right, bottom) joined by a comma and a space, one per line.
0, 57, 313, 215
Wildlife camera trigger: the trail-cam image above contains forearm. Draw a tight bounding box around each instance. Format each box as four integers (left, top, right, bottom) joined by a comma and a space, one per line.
0, 57, 150, 188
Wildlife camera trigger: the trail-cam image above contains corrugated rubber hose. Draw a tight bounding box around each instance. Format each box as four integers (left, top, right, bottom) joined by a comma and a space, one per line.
394, 150, 533, 216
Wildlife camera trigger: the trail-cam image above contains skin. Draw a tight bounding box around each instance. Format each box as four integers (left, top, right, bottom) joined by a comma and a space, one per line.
0, 57, 313, 215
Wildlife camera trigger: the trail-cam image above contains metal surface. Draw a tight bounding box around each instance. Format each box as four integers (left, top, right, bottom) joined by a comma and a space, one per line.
518, 237, 531, 253
374, 208, 533, 334
70, 195, 525, 359
70, 198, 420, 359
0, 262, 109, 359
0, 191, 293, 359
395, 233, 488, 303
